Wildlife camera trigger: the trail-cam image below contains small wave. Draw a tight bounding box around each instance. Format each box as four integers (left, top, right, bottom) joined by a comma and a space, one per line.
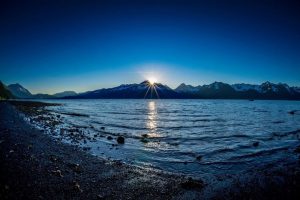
53, 111, 89, 117
230, 146, 290, 160
101, 111, 143, 115
99, 123, 149, 131
253, 110, 269, 113
201, 160, 249, 165
271, 129, 300, 138
272, 121, 285, 124
176, 114, 213, 117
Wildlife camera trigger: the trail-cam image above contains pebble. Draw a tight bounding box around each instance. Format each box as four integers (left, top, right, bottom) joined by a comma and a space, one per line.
288, 110, 296, 115
196, 155, 202, 160
253, 141, 259, 147
117, 136, 125, 144
107, 136, 113, 140
294, 146, 300, 153
82, 147, 91, 151
181, 177, 204, 190
73, 181, 83, 193
52, 170, 63, 177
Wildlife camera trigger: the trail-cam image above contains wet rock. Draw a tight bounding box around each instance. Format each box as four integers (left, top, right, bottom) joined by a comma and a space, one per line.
140, 138, 149, 143
73, 181, 83, 193
295, 146, 300, 153
117, 136, 125, 144
196, 155, 202, 160
49, 155, 58, 162
107, 136, 113, 140
288, 110, 296, 115
51, 170, 63, 177
67, 163, 82, 174
141, 134, 148, 138
82, 147, 91, 151
181, 177, 204, 190
253, 141, 259, 147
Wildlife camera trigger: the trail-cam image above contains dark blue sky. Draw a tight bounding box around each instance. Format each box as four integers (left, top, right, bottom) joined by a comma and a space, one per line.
1, 0, 300, 93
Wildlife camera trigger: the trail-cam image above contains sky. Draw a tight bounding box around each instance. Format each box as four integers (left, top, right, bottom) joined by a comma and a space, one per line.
0, 0, 300, 94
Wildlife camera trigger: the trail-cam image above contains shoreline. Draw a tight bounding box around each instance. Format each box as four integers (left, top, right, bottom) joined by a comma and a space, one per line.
0, 101, 204, 199
1, 100, 300, 199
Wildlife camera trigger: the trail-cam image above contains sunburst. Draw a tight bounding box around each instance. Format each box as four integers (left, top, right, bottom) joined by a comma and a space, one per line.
144, 78, 160, 99
148, 77, 157, 85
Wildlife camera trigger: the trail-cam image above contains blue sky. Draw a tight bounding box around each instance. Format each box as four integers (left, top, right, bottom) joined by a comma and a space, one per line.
0, 0, 299, 94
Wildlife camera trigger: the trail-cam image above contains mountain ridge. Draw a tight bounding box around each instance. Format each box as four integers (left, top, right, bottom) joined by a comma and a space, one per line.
0, 81, 15, 99
3, 82, 77, 99
175, 81, 300, 100
1, 80, 300, 100
7, 83, 33, 98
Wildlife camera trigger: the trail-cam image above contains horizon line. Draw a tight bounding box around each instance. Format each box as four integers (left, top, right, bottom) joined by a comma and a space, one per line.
1, 79, 300, 95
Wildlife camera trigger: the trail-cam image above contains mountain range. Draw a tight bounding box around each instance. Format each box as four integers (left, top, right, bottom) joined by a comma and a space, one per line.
0, 80, 299, 100
175, 81, 300, 100
71, 81, 181, 99
0, 81, 14, 99
0, 82, 77, 99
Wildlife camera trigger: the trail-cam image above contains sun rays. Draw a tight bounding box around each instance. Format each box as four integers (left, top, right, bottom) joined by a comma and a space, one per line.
144, 79, 160, 99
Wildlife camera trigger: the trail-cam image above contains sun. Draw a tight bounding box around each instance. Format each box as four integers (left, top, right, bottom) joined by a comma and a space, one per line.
144, 76, 160, 98
148, 77, 157, 85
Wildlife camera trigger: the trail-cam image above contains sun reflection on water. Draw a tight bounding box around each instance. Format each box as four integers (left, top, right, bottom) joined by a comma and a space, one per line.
146, 101, 160, 138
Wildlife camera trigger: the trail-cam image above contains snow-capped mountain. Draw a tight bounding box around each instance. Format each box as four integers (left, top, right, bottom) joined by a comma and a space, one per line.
231, 83, 262, 92
69, 81, 182, 99
231, 82, 299, 97
175, 83, 201, 93
2, 80, 300, 100
175, 81, 300, 99
5, 82, 78, 99
7, 83, 33, 98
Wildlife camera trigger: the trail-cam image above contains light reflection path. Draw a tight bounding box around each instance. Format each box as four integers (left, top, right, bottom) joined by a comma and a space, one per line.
147, 101, 159, 138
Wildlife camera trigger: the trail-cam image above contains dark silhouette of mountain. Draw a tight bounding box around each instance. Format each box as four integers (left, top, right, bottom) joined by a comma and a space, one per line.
5, 82, 77, 99
1, 80, 300, 100
33, 91, 77, 99
68, 81, 182, 99
0, 81, 15, 99
7, 83, 33, 98
175, 81, 300, 100
32, 93, 56, 99
53, 91, 77, 98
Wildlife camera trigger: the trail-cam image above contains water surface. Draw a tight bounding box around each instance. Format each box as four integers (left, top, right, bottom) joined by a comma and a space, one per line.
38, 99, 300, 179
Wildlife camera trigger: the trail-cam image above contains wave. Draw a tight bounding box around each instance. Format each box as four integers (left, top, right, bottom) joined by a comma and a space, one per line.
229, 146, 290, 160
